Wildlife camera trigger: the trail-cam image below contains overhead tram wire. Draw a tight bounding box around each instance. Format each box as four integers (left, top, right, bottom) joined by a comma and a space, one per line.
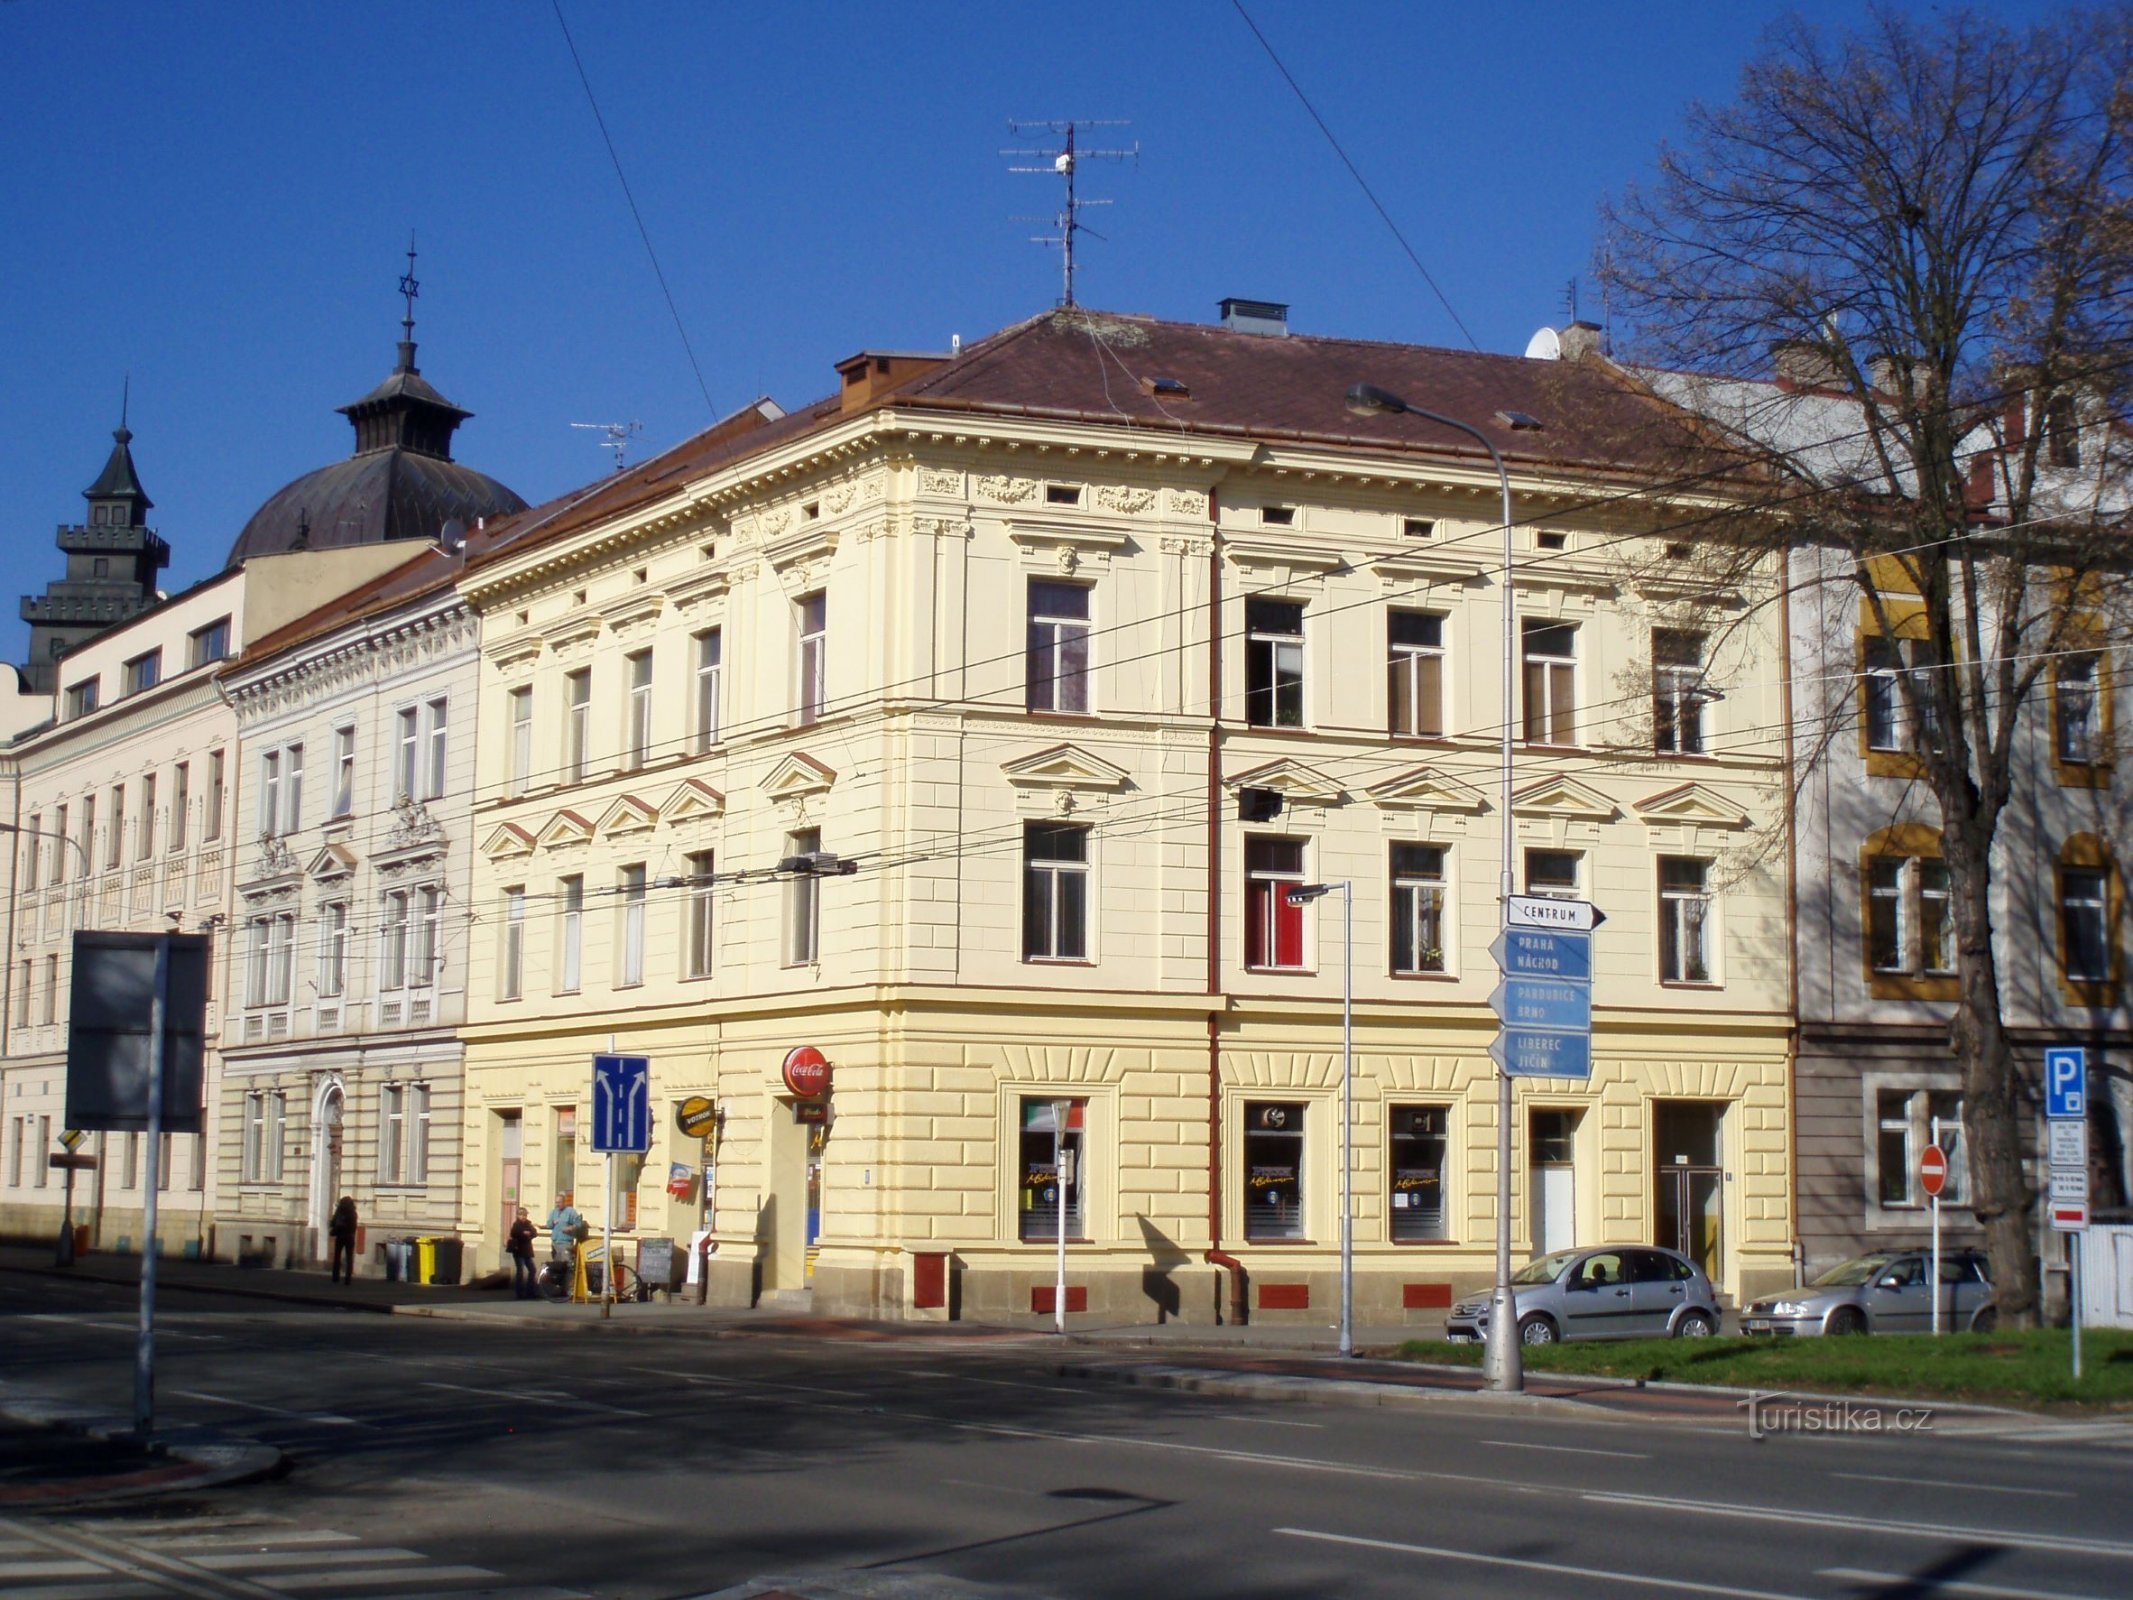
551, 0, 718, 420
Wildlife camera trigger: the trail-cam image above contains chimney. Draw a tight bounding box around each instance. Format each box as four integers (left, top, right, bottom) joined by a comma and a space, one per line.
834, 350, 951, 415
1558, 321, 1605, 362
1771, 339, 1841, 389
1219, 298, 1289, 337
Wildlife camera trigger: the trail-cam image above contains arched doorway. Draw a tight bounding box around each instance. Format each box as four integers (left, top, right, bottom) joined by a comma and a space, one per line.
311, 1079, 345, 1260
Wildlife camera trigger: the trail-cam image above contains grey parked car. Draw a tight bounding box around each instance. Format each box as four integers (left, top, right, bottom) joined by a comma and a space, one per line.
1741, 1248, 1993, 1336
1446, 1245, 1722, 1345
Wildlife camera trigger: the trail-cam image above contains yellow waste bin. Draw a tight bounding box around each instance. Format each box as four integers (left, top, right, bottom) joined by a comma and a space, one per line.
414, 1236, 438, 1285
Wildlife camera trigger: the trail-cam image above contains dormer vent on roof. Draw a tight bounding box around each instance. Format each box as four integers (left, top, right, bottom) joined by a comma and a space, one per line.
1219, 298, 1289, 336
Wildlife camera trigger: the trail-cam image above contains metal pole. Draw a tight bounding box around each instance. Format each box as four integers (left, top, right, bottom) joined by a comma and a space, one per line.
1053, 1098, 1070, 1334
1339, 882, 1354, 1359
2072, 1232, 2083, 1382
134, 936, 169, 1438
58, 1163, 77, 1267
603, 1151, 615, 1319
1931, 1192, 1942, 1336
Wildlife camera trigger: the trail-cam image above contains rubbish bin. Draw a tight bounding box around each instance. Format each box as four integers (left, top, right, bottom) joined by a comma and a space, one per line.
427, 1237, 464, 1285
382, 1238, 413, 1283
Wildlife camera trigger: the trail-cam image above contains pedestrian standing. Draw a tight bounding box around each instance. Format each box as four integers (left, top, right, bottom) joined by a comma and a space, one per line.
507, 1206, 540, 1299
328, 1196, 359, 1285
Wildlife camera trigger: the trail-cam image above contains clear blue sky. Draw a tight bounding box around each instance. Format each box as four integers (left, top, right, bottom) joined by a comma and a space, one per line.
0, 1, 2054, 663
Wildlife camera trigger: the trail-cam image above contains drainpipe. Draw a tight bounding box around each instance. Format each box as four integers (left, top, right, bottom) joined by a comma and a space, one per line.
1200, 483, 1247, 1323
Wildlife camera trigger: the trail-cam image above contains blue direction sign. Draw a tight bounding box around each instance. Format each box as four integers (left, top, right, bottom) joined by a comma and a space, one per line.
1489, 927, 1593, 983
1490, 1030, 1593, 1079
1491, 977, 1592, 1032
2045, 1046, 2086, 1120
591, 1054, 652, 1153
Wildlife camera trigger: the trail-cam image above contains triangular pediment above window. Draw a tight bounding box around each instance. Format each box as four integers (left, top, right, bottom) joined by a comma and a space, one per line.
1632, 782, 1750, 830
1366, 766, 1489, 814
659, 778, 726, 820
535, 809, 596, 849
596, 793, 659, 836
480, 823, 538, 862
760, 752, 836, 801
305, 843, 359, 881
1513, 775, 1618, 823
1226, 757, 1345, 805
1000, 743, 1132, 792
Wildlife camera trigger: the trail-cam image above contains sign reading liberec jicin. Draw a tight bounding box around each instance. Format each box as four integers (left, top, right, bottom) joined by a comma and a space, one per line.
1488, 897, 1600, 1080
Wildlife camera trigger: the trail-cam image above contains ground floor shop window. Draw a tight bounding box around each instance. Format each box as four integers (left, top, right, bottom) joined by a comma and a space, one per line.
554, 1105, 577, 1206
1019, 1098, 1085, 1241
1389, 1105, 1449, 1241
1245, 1100, 1306, 1240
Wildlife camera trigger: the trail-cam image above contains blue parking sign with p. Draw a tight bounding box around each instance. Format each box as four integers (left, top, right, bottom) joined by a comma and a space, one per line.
2045, 1046, 2086, 1120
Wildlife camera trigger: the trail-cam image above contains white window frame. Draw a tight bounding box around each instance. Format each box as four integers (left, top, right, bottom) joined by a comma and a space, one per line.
380, 1084, 405, 1185
1521, 619, 1577, 746
796, 593, 827, 726
1026, 581, 1092, 714
1388, 609, 1445, 739
424, 698, 448, 800
332, 725, 356, 817
618, 865, 647, 987
501, 887, 526, 999
412, 886, 441, 987
1658, 856, 1714, 984
557, 876, 584, 994
266, 912, 294, 1007
694, 630, 722, 752
785, 830, 821, 966
381, 890, 410, 990
684, 853, 715, 979
1389, 842, 1447, 976
1653, 628, 1708, 755
396, 707, 419, 801
625, 653, 653, 769
507, 687, 532, 796
319, 902, 348, 999
566, 670, 591, 783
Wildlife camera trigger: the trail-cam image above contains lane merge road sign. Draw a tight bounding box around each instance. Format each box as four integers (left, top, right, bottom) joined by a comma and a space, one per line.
590, 1054, 652, 1154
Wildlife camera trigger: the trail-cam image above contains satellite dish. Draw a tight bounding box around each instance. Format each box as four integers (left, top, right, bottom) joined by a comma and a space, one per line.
1524, 327, 1562, 361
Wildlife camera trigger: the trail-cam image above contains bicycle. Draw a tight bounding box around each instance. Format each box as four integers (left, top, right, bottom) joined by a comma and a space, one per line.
535, 1244, 646, 1303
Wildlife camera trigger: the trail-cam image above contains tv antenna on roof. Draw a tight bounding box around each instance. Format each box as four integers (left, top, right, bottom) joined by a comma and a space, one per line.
571, 420, 643, 473
1004, 119, 1138, 308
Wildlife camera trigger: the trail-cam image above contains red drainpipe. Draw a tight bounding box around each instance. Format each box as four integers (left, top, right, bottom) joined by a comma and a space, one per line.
1200, 482, 1246, 1323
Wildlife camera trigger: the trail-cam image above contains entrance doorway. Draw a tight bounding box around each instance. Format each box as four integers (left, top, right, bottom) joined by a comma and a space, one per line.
1528, 1109, 1580, 1257
1653, 1100, 1724, 1280
313, 1083, 344, 1261
498, 1111, 522, 1252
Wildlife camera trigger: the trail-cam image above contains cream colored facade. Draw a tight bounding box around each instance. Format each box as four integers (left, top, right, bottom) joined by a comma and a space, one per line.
0, 545, 421, 1254
455, 323, 1797, 1320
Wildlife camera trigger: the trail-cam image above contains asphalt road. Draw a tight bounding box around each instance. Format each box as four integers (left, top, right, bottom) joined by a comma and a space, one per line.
5, 1268, 2132, 1600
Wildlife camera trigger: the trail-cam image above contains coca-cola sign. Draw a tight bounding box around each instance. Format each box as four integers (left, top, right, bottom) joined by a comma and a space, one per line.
783, 1045, 831, 1099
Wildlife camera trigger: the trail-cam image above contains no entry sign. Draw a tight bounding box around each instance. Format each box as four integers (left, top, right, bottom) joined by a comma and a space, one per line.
1919, 1145, 1948, 1198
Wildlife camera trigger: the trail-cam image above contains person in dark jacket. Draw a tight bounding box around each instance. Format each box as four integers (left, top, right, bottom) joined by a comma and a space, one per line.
507, 1207, 540, 1299
328, 1196, 359, 1284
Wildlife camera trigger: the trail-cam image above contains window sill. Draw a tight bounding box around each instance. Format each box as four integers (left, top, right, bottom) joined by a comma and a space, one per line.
1244, 1237, 1318, 1247
1659, 979, 1723, 991
1863, 749, 1929, 780
1022, 708, 1096, 721
1020, 1236, 1095, 1246
1024, 957, 1096, 968
1390, 970, 1455, 982
554, 987, 582, 999
2055, 761, 2111, 790
1390, 1236, 1459, 1246
1865, 972, 1960, 1002
2059, 977, 2118, 1008
1244, 966, 1316, 977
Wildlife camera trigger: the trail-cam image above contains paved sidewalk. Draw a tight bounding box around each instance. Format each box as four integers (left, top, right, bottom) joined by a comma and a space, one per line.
0, 1404, 280, 1510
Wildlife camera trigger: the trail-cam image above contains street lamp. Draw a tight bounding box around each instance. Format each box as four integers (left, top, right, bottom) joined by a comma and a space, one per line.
1345, 382, 1531, 1393
1286, 881, 1353, 1357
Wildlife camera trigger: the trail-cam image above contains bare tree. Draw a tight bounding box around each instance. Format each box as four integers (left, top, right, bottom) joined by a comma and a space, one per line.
1601, 5, 2133, 1326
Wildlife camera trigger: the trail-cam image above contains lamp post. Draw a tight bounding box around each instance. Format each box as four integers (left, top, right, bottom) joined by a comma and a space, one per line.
1344, 383, 1531, 1393
1050, 1097, 1072, 1335
1287, 881, 1353, 1357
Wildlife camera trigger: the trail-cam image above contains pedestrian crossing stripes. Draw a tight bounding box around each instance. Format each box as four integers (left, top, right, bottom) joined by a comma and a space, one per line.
0, 1515, 585, 1600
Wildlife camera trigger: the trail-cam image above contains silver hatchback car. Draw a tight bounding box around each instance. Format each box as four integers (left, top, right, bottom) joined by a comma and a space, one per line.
1741, 1249, 1993, 1336
1446, 1245, 1722, 1345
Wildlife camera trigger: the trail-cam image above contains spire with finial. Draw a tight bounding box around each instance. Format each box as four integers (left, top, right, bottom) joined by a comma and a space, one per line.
396, 232, 420, 374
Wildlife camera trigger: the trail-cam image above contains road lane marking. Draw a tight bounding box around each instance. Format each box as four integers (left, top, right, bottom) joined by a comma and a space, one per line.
260, 1565, 502, 1590
1479, 1439, 1648, 1459
1586, 1490, 2133, 1560
1820, 1568, 2112, 1599
1832, 1471, 2076, 1499
1213, 1415, 1325, 1429
420, 1381, 647, 1417
616, 1367, 870, 1399
172, 1391, 370, 1428
954, 1374, 1089, 1395
186, 1549, 423, 1572
1275, 1528, 1813, 1600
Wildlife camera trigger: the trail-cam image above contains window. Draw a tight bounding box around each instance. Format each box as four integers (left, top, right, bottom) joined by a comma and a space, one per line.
80, 796, 94, 879
243, 1094, 263, 1182
499, 687, 532, 798
1389, 1106, 1449, 1242
1658, 857, 1713, 983
693, 630, 722, 752
1863, 635, 1941, 754
1023, 823, 1090, 962
137, 774, 155, 860
1019, 1098, 1086, 1241
14, 960, 30, 1028
381, 1085, 406, 1185
245, 916, 270, 1007
395, 707, 419, 801
319, 903, 348, 998
124, 650, 160, 696
34, 1116, 49, 1190
618, 865, 646, 986
332, 726, 355, 817
188, 617, 230, 668
1260, 503, 1296, 526
284, 743, 303, 833
204, 751, 223, 841
684, 852, 715, 979
1245, 599, 1305, 728
1863, 832, 1956, 986
408, 1083, 431, 1186
796, 593, 827, 726
2045, 395, 2081, 469
424, 699, 448, 798
1877, 1088, 1967, 1206
6, 1117, 19, 1189
65, 679, 99, 719
554, 1106, 577, 1205
1027, 581, 1092, 714
1245, 837, 1307, 971
172, 763, 189, 849
1244, 1101, 1305, 1241
1390, 844, 1447, 975
1521, 620, 1576, 744
266, 913, 294, 1007
107, 785, 125, 870
52, 804, 67, 883
2055, 652, 2101, 766
260, 752, 281, 838
412, 886, 441, 986
501, 887, 525, 999
557, 876, 583, 993
1387, 610, 1444, 738
382, 890, 410, 989
1653, 629, 1707, 755
158, 1131, 172, 1191
1403, 517, 1436, 539
2058, 842, 2115, 998
625, 652, 653, 769
565, 670, 591, 783
1525, 850, 1581, 898
23, 812, 38, 891
786, 829, 822, 966
40, 955, 57, 1025
1045, 483, 1081, 507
